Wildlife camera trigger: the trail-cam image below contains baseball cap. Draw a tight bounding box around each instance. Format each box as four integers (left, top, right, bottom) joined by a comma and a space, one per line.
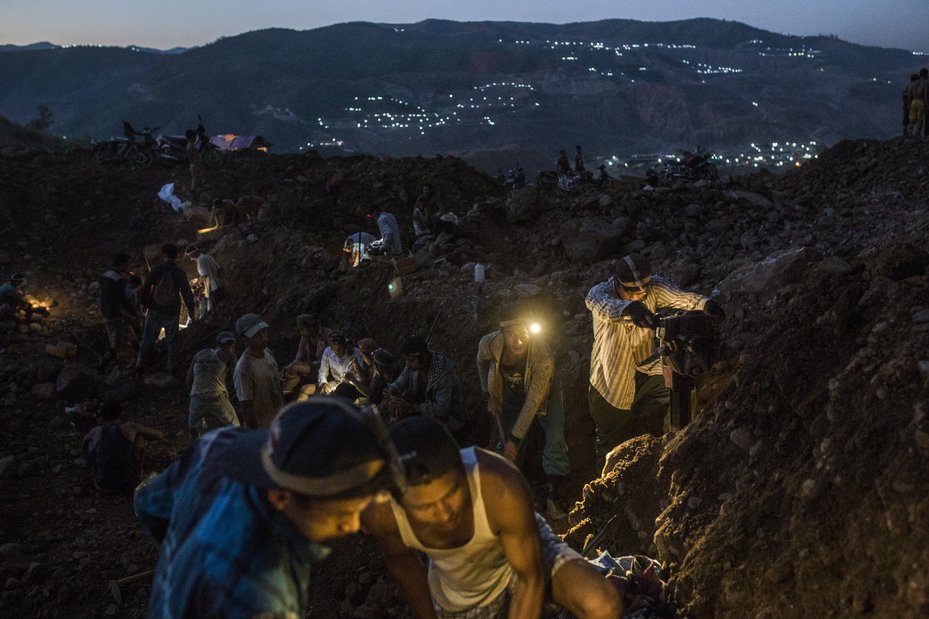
615, 254, 652, 292
388, 417, 461, 487
236, 313, 270, 338
215, 331, 236, 345
224, 397, 389, 498
372, 348, 397, 367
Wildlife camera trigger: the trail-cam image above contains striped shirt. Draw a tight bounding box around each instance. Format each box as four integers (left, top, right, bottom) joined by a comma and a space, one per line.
586, 276, 707, 410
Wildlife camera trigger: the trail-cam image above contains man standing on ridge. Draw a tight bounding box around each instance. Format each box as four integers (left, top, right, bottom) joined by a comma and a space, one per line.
585, 253, 724, 466
906, 68, 928, 137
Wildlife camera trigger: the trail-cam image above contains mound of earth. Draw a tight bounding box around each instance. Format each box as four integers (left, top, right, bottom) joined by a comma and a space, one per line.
0, 136, 927, 617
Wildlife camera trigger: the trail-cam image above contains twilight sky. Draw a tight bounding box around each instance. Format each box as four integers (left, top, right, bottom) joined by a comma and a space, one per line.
2, 0, 926, 52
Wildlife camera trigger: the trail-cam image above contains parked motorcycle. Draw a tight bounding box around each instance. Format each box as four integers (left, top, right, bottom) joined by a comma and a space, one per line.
503, 165, 526, 190
92, 119, 222, 169
91, 124, 154, 168
652, 149, 719, 181
156, 118, 223, 169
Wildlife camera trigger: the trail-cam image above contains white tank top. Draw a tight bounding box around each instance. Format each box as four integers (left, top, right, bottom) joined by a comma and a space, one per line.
189, 348, 229, 397
389, 447, 513, 612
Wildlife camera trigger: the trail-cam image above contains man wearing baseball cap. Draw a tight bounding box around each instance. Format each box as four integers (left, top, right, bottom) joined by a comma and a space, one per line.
585, 253, 724, 466
135, 397, 393, 618
233, 313, 284, 428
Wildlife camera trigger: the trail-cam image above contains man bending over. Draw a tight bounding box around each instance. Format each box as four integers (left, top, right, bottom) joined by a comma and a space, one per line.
362, 417, 620, 619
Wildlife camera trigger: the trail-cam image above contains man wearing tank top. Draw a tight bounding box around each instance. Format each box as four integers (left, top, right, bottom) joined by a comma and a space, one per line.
363, 417, 620, 619
187, 331, 239, 437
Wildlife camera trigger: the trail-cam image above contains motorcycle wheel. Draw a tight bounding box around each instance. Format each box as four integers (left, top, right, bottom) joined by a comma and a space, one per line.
132, 147, 154, 169
574, 183, 598, 198
202, 148, 223, 170
91, 147, 110, 166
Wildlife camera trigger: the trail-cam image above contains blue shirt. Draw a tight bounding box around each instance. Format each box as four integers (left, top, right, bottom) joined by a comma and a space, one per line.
0, 283, 22, 307
134, 427, 330, 618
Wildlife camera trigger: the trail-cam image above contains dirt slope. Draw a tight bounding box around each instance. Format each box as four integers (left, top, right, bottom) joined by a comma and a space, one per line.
0, 137, 927, 617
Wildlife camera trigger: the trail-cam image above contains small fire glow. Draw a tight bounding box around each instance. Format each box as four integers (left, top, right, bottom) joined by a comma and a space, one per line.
24, 294, 52, 310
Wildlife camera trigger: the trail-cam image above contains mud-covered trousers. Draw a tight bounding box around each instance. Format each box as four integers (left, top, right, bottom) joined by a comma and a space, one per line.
588, 372, 669, 468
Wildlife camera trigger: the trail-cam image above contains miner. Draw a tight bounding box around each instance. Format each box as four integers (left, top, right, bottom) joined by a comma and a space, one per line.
135, 398, 391, 618
476, 309, 571, 520
585, 254, 724, 465
362, 416, 620, 619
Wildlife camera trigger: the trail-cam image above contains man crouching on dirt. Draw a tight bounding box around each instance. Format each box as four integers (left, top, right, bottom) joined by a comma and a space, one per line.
134, 397, 392, 618
362, 417, 620, 619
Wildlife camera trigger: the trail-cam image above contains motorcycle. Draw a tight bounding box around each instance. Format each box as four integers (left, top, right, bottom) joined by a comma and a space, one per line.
652, 149, 719, 182
92, 119, 222, 169
155, 117, 223, 169
503, 166, 526, 190
91, 123, 155, 168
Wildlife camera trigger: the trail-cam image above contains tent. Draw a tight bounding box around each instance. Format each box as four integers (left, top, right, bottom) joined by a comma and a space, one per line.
209, 134, 272, 152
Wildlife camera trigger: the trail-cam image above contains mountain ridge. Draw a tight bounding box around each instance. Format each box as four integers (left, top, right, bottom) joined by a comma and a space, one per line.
0, 19, 921, 161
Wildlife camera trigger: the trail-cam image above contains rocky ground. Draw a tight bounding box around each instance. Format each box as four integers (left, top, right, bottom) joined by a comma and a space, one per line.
0, 135, 927, 617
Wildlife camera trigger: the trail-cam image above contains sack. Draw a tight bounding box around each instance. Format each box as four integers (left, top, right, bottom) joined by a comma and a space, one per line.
152, 266, 177, 308
588, 553, 674, 619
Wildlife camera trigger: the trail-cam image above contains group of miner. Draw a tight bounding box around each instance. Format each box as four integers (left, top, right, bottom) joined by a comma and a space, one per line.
26, 213, 726, 618
0, 229, 726, 618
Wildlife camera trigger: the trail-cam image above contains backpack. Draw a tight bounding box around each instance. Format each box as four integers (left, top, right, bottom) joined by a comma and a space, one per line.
151, 265, 177, 308
99, 274, 124, 319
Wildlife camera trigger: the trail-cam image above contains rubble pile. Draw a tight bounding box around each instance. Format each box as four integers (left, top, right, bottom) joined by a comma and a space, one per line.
0, 136, 927, 617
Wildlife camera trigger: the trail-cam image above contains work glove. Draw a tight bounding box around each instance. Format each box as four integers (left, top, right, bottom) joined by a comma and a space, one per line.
703, 299, 726, 320
623, 301, 658, 329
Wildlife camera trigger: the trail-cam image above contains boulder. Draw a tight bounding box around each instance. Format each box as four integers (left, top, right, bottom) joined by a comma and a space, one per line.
55, 365, 101, 401
504, 188, 540, 224
724, 190, 774, 209
716, 247, 821, 299
30, 382, 57, 401
45, 341, 77, 359
513, 284, 542, 298
561, 217, 628, 263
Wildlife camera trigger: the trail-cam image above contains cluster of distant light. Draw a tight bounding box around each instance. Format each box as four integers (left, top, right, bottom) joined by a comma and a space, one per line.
757, 47, 821, 59
501, 38, 696, 60
605, 140, 820, 171
473, 82, 534, 92
912, 51, 929, 56
731, 140, 819, 167
300, 138, 344, 150
456, 96, 519, 111
681, 59, 743, 75
341, 95, 455, 134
